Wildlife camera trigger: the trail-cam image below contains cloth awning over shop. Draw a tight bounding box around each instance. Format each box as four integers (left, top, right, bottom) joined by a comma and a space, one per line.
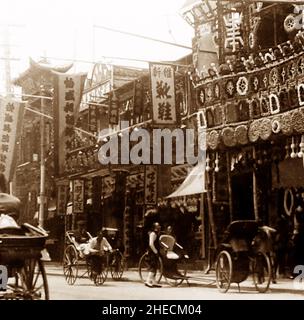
167, 161, 206, 198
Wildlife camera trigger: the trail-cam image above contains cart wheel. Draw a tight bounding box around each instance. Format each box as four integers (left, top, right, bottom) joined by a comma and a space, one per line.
86, 258, 93, 280
216, 250, 232, 293
138, 252, 162, 284
9, 259, 49, 300
110, 250, 125, 280
163, 257, 188, 287
63, 245, 78, 285
252, 252, 271, 293
94, 255, 108, 286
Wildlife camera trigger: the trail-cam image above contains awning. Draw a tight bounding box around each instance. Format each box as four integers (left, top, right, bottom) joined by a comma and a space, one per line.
167, 161, 206, 198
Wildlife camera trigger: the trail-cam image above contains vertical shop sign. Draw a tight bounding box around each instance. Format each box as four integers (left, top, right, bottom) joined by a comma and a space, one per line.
108, 91, 120, 125
144, 165, 158, 205
0, 98, 24, 181
73, 180, 84, 214
150, 63, 177, 125
53, 72, 86, 176
57, 184, 68, 216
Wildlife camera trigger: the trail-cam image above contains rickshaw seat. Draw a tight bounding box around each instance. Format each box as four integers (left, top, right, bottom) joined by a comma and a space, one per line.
159, 235, 179, 260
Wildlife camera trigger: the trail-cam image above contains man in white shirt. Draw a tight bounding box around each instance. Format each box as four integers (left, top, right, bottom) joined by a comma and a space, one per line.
88, 230, 113, 255
86, 229, 113, 278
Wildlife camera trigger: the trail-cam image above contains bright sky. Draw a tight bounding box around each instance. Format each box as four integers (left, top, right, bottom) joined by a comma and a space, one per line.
0, 0, 194, 91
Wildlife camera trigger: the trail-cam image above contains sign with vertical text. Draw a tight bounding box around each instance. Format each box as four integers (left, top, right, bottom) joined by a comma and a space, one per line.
144, 165, 158, 205
0, 98, 24, 181
57, 183, 69, 216
73, 179, 84, 214
150, 63, 177, 125
53, 72, 86, 176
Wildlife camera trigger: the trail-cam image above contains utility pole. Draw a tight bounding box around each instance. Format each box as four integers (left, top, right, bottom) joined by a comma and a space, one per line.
39, 85, 46, 229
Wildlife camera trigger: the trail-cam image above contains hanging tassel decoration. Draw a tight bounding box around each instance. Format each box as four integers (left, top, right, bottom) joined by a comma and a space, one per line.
214, 152, 219, 173
291, 136, 297, 159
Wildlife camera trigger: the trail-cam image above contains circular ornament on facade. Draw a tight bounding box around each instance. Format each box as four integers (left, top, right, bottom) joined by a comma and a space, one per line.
259, 118, 272, 140
280, 112, 293, 135
269, 68, 280, 87
197, 87, 205, 107
248, 120, 260, 143
236, 76, 249, 96
292, 109, 304, 133
222, 127, 236, 147
271, 117, 281, 134
225, 80, 235, 98
207, 130, 220, 150
284, 14, 297, 33
235, 125, 249, 145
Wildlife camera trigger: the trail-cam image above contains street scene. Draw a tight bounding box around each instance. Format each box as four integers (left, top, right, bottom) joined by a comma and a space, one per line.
1, 0, 304, 302
45, 264, 304, 300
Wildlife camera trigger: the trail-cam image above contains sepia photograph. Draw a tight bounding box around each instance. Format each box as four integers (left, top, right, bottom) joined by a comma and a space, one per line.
0, 0, 304, 309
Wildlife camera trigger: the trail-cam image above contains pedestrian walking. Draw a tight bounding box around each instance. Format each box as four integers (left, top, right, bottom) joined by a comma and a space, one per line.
145, 222, 162, 288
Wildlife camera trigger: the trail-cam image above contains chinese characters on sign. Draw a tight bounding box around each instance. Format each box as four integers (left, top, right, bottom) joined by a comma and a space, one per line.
224, 12, 244, 52
0, 98, 24, 181
144, 165, 158, 205
89, 105, 99, 133
73, 180, 84, 214
54, 72, 86, 175
150, 63, 177, 125
57, 183, 69, 216
109, 91, 120, 125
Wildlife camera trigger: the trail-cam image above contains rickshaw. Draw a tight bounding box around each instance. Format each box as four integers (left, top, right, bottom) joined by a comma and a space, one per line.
0, 222, 49, 300
138, 234, 189, 287
63, 230, 108, 286
0, 193, 49, 300
101, 227, 125, 280
63, 227, 125, 286
215, 220, 272, 293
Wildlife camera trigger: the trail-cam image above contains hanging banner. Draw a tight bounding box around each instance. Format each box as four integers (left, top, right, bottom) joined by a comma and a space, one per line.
53, 72, 87, 176
108, 91, 120, 125
73, 179, 84, 214
0, 98, 24, 181
88, 104, 99, 133
144, 165, 158, 205
57, 182, 69, 216
150, 63, 177, 126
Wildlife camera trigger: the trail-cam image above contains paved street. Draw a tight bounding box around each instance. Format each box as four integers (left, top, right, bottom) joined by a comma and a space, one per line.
45, 264, 304, 300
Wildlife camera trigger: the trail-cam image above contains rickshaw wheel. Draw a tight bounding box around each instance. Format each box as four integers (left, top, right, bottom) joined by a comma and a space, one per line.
86, 258, 93, 280
252, 252, 271, 293
7, 259, 49, 300
138, 252, 163, 284
163, 258, 188, 287
94, 256, 108, 286
110, 250, 125, 280
63, 244, 78, 285
216, 250, 232, 293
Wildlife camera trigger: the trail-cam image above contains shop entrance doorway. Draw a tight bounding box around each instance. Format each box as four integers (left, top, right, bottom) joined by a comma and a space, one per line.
231, 172, 254, 220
